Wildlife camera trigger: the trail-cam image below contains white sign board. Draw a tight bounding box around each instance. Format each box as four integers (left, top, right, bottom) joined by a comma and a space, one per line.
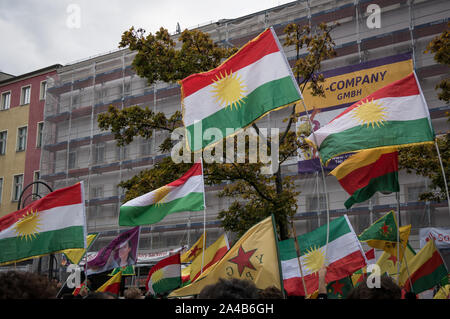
419, 227, 450, 249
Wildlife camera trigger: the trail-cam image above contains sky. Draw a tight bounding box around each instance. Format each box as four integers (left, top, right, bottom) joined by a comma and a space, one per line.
0, 0, 294, 76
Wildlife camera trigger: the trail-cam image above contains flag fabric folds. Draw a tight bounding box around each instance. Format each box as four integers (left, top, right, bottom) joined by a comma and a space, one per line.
358, 211, 411, 261
146, 253, 181, 296
119, 162, 204, 226
86, 226, 140, 275
0, 182, 87, 265
327, 276, 354, 299
376, 243, 416, 280
306, 72, 434, 165
188, 233, 229, 283
180, 27, 301, 151
278, 215, 367, 296
330, 148, 399, 209
96, 270, 122, 295
181, 232, 206, 263
169, 215, 283, 297
62, 233, 98, 265
399, 239, 448, 294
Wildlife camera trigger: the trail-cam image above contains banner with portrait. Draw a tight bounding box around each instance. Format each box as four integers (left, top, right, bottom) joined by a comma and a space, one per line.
86, 226, 140, 275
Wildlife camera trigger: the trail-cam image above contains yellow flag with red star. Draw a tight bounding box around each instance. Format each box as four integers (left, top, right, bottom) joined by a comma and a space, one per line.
168, 215, 282, 297
181, 232, 206, 263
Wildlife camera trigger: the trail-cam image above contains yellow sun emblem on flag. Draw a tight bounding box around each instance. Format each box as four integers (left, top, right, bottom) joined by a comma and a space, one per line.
151, 268, 164, 283
352, 98, 388, 128
152, 186, 171, 206
13, 209, 42, 241
211, 70, 246, 110
303, 245, 326, 273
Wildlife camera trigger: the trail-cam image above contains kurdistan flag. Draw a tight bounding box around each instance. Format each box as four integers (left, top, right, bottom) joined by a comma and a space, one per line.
0, 182, 87, 265
146, 253, 181, 295
169, 215, 283, 297
279, 215, 367, 296
119, 162, 204, 226
181, 27, 301, 151
306, 72, 434, 165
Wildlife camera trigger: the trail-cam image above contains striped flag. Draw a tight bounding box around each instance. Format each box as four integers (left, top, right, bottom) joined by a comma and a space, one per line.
306, 72, 434, 165
181, 27, 301, 151
0, 182, 87, 265
188, 233, 229, 283
96, 270, 122, 295
399, 239, 448, 294
119, 162, 204, 226
278, 215, 367, 296
330, 148, 399, 209
146, 253, 181, 296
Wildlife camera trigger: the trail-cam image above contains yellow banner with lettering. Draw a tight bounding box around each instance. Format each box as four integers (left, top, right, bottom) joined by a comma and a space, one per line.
297, 56, 413, 113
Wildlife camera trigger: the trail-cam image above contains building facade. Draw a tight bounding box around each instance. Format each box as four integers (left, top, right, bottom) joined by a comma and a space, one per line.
0, 65, 60, 217
39, 0, 449, 264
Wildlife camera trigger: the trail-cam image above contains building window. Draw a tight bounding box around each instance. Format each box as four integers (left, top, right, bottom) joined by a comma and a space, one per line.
407, 185, 426, 202
116, 145, 128, 161
68, 151, 77, 169
21, 86, 31, 105
12, 174, 23, 201
94, 143, 105, 163
1, 91, 10, 110
40, 81, 47, 100
17, 126, 27, 151
0, 177, 3, 204
36, 122, 44, 148
90, 185, 104, 199
33, 171, 40, 195
0, 131, 7, 155
306, 194, 327, 212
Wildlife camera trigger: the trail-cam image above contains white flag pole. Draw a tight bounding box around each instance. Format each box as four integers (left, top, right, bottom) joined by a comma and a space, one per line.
413, 71, 450, 215
270, 26, 331, 263
199, 157, 207, 274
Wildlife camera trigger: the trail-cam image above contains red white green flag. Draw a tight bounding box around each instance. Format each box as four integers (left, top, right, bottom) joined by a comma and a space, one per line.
180, 27, 301, 151
278, 215, 367, 296
119, 162, 204, 226
306, 72, 434, 165
0, 182, 87, 265
146, 253, 181, 296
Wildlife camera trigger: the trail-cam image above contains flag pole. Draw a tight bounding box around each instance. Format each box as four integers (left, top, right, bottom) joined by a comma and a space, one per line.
199, 157, 207, 274
299, 99, 331, 261
290, 218, 308, 297
434, 140, 450, 216
396, 191, 401, 285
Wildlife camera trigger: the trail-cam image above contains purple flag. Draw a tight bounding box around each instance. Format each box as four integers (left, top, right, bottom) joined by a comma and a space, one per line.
86, 226, 140, 275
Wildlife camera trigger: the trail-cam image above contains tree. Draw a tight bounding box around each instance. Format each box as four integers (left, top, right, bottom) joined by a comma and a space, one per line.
398, 24, 449, 202
98, 23, 336, 240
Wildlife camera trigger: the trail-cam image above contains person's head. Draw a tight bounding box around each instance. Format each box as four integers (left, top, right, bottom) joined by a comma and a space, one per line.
346, 274, 402, 299
198, 278, 260, 299
116, 240, 133, 265
0, 271, 58, 299
124, 287, 143, 299
259, 286, 284, 299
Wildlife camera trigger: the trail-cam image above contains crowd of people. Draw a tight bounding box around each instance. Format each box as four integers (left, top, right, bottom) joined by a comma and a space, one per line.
0, 266, 415, 300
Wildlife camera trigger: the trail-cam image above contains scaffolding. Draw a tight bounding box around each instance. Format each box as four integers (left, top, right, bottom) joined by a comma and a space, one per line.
39, 0, 449, 256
